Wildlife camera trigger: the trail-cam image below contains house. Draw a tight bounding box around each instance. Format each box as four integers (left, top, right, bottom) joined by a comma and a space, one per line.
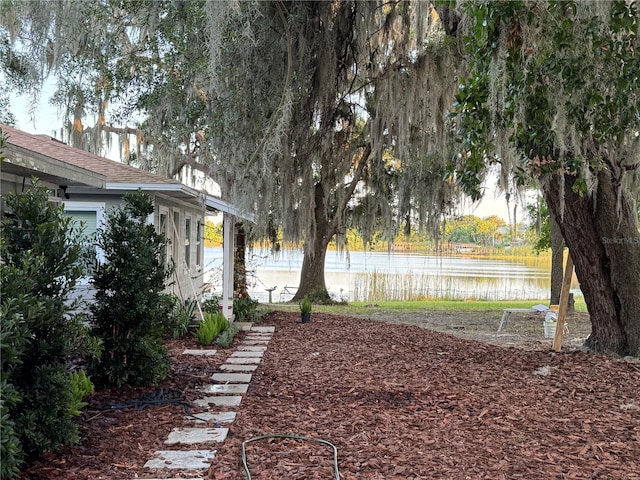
0, 123, 252, 319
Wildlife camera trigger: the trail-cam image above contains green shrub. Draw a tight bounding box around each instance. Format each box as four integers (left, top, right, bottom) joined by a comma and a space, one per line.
233, 294, 259, 322
214, 324, 240, 347
196, 312, 229, 345
201, 295, 221, 314
1, 181, 98, 472
90, 190, 173, 387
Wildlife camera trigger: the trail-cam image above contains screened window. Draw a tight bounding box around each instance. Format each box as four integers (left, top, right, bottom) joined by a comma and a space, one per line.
159, 211, 168, 266
196, 219, 203, 268
185, 216, 191, 268
62, 202, 105, 273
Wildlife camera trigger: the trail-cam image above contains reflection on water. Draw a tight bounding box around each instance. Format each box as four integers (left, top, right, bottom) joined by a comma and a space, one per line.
204, 248, 578, 302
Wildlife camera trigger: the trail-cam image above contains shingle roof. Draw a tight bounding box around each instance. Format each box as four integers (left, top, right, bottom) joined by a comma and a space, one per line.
1, 123, 181, 186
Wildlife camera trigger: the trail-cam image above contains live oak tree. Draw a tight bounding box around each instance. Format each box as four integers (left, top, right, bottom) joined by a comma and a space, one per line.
450, 1, 640, 356
0, 1, 461, 302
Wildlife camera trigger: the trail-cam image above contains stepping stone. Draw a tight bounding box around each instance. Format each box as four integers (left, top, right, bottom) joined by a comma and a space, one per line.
165, 427, 228, 445
212, 372, 252, 383
231, 351, 264, 357
220, 364, 257, 372
200, 384, 248, 394
225, 357, 261, 364
234, 322, 254, 331
144, 450, 215, 470
186, 411, 237, 424
193, 396, 242, 407
252, 326, 275, 333
241, 340, 270, 346
237, 345, 267, 352
133, 478, 204, 480
182, 349, 217, 356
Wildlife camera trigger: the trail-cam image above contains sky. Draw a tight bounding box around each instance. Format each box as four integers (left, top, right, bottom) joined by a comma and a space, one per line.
9, 89, 519, 223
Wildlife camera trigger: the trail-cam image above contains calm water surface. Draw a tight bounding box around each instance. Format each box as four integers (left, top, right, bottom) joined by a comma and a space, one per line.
204, 247, 578, 302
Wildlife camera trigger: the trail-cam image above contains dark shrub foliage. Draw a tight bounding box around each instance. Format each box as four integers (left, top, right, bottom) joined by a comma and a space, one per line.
89, 190, 173, 386
0, 180, 95, 476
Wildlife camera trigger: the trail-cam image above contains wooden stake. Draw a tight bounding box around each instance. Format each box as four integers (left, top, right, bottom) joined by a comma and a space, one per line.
553, 251, 574, 351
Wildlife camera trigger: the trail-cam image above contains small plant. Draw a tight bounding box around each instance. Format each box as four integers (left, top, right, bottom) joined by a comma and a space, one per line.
215, 324, 241, 347
166, 296, 198, 339
196, 312, 229, 345
69, 371, 95, 416
299, 296, 312, 314
234, 293, 259, 322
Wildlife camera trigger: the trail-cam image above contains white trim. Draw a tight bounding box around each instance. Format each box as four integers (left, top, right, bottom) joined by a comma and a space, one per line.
105, 182, 198, 195
184, 214, 192, 270
204, 194, 255, 223
195, 215, 203, 271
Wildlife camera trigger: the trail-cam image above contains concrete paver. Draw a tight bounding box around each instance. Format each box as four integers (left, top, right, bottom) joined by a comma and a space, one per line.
193, 395, 242, 408
186, 411, 237, 424
200, 384, 248, 394
234, 322, 254, 331
182, 349, 217, 356
231, 351, 264, 357
165, 427, 228, 445
144, 450, 216, 470
220, 364, 258, 372
211, 372, 252, 383
237, 345, 267, 351
252, 326, 275, 333
224, 357, 261, 364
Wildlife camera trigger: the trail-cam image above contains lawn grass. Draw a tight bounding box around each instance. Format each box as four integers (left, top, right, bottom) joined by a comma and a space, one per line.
305, 298, 588, 316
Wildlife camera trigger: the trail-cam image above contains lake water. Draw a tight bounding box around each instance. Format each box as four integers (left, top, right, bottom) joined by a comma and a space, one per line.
203, 247, 576, 302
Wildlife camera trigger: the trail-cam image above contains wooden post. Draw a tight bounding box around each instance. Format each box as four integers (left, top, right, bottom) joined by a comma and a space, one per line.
553, 251, 574, 351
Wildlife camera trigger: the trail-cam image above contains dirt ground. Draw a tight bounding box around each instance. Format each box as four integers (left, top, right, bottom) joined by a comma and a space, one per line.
18, 309, 640, 480
355, 307, 594, 352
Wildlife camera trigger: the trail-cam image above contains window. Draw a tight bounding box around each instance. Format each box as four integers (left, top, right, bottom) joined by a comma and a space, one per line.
62, 202, 105, 275
159, 210, 169, 266
172, 210, 180, 266
196, 218, 203, 268
185, 216, 191, 269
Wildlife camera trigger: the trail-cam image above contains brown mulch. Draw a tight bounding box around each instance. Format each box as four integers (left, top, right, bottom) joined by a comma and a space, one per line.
18, 311, 640, 480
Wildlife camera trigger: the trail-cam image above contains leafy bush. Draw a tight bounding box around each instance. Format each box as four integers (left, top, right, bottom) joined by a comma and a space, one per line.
89, 191, 173, 387
233, 293, 260, 322
215, 324, 240, 348
201, 295, 221, 314
0, 181, 97, 474
196, 312, 229, 345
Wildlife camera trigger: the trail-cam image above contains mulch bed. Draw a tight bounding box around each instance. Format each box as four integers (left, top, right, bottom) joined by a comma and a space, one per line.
18, 311, 640, 480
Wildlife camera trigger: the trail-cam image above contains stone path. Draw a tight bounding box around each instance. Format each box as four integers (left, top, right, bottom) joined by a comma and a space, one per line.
137, 324, 275, 479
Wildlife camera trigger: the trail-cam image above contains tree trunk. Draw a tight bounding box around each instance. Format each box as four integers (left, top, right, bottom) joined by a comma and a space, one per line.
292, 183, 334, 303
234, 222, 248, 296
542, 169, 640, 356
549, 214, 564, 305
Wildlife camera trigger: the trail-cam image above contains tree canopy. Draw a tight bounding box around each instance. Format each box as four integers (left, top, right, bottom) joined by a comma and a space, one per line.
451, 0, 640, 356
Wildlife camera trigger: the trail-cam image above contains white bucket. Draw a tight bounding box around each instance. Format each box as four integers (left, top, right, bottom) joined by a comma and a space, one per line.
543, 320, 557, 339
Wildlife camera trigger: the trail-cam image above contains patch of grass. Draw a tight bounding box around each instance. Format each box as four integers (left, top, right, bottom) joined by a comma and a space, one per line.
313, 298, 587, 315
